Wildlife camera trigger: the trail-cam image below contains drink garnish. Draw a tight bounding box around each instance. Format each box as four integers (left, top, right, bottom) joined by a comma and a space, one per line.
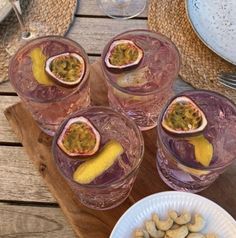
162, 96, 213, 167
57, 117, 100, 157
105, 39, 143, 69
45, 52, 85, 86
116, 66, 149, 88
29, 47, 54, 86
162, 96, 207, 135
177, 163, 210, 176
187, 135, 213, 167
73, 140, 124, 184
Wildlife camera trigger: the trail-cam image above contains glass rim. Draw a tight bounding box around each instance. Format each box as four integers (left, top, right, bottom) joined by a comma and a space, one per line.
52, 106, 145, 189
97, 0, 147, 20
101, 29, 181, 96
157, 89, 236, 171
8, 35, 90, 104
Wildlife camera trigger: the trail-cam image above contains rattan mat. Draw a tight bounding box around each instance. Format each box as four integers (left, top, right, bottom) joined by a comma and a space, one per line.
148, 0, 236, 103
0, 0, 77, 83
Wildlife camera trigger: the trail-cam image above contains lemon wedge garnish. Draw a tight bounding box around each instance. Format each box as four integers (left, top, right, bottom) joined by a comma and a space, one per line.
73, 140, 124, 184
187, 135, 213, 167
29, 47, 54, 86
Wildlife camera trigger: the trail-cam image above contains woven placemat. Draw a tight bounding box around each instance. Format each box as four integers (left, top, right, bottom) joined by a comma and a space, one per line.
0, 0, 77, 83
148, 0, 236, 103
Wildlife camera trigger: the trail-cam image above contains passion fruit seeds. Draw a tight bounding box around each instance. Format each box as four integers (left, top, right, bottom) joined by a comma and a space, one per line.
45, 52, 85, 86
105, 40, 143, 69
162, 96, 213, 167
162, 96, 207, 135
57, 117, 100, 157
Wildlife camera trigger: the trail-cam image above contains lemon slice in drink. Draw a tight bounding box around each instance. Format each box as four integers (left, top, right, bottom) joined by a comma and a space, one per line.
73, 140, 124, 184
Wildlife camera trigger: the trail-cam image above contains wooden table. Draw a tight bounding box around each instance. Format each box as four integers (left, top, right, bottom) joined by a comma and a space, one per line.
1, 1, 234, 237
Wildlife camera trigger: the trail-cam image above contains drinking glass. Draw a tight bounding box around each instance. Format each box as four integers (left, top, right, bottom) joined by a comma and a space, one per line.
52, 106, 144, 210
101, 30, 180, 131
97, 0, 146, 19
9, 36, 90, 136
4, 0, 50, 55
156, 90, 236, 192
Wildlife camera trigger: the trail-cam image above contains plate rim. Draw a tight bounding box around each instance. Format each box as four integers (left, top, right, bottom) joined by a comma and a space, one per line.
185, 0, 236, 66
110, 191, 236, 237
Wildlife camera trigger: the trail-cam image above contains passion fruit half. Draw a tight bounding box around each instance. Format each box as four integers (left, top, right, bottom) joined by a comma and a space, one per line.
105, 39, 143, 69
162, 96, 207, 135
57, 117, 100, 157
45, 52, 85, 86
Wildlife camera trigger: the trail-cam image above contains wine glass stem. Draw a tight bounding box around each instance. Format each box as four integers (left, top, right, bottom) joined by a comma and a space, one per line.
9, 0, 31, 38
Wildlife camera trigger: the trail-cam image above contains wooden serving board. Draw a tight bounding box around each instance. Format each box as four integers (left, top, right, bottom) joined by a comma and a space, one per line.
4, 61, 236, 238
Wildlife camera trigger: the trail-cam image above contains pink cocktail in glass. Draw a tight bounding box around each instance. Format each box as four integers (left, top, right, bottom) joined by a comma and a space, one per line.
101, 30, 180, 130
156, 90, 236, 192
52, 106, 144, 210
9, 36, 90, 136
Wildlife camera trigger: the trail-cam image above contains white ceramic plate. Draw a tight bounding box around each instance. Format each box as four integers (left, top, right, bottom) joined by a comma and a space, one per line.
0, 0, 12, 23
110, 191, 236, 238
186, 0, 236, 65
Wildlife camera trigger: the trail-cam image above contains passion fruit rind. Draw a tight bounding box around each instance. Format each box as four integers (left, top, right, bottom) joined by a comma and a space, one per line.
162, 96, 207, 135
45, 52, 86, 87
105, 39, 143, 69
57, 117, 100, 157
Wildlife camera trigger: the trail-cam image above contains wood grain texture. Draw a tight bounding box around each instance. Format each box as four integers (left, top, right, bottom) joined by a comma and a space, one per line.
77, 0, 148, 17
0, 203, 75, 237
0, 146, 55, 203
4, 62, 236, 238
0, 96, 20, 143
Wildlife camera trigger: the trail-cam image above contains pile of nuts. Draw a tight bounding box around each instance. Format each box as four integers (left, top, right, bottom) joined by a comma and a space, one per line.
134, 210, 218, 238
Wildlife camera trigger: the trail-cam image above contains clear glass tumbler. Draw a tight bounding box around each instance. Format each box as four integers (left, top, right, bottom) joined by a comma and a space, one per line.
52, 106, 144, 210
8, 36, 90, 136
156, 90, 236, 193
101, 30, 180, 131
97, 0, 147, 19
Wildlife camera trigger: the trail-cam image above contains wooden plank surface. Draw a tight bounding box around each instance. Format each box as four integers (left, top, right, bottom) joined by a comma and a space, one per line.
0, 146, 55, 203
0, 96, 20, 143
0, 203, 75, 237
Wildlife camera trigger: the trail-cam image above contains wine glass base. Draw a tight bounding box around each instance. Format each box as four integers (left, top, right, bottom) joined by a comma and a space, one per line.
3, 21, 50, 56
97, 0, 146, 19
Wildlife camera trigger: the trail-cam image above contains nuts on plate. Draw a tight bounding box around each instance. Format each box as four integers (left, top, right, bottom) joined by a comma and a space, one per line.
134, 210, 218, 238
